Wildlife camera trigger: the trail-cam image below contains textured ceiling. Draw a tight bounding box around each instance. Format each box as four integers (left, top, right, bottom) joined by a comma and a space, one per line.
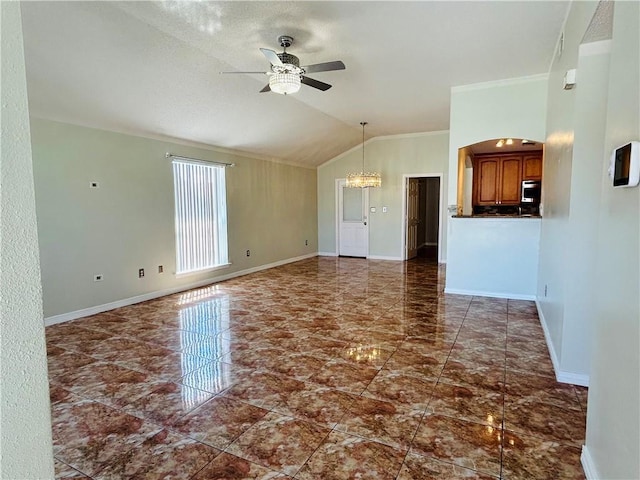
20, 1, 569, 167
582, 0, 614, 43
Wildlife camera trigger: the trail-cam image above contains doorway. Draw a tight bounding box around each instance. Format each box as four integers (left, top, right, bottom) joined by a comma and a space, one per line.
336, 179, 369, 257
403, 175, 442, 261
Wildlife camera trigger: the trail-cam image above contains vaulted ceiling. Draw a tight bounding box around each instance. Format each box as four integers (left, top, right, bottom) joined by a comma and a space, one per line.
21, 1, 569, 167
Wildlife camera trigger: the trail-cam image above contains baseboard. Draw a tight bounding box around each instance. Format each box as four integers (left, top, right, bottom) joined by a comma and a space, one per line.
557, 371, 589, 387
581, 445, 599, 479
444, 288, 535, 301
45, 253, 318, 326
318, 251, 338, 257
367, 255, 403, 261
535, 300, 590, 387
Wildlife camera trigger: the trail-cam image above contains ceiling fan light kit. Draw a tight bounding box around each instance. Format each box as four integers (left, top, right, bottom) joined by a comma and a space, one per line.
269, 73, 300, 95
346, 122, 382, 189
221, 35, 345, 95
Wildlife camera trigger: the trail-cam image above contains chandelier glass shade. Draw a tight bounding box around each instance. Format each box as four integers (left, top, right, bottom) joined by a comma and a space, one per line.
346, 172, 382, 188
269, 73, 301, 95
346, 121, 381, 188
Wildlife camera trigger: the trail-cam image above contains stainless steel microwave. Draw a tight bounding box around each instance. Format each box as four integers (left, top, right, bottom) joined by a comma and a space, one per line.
521, 180, 541, 203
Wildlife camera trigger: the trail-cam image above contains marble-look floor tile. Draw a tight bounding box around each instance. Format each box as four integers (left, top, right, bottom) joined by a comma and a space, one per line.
338, 343, 394, 370
503, 398, 586, 447
222, 370, 307, 410
123, 381, 215, 426
505, 371, 582, 411
396, 452, 499, 480
192, 452, 291, 479
334, 395, 423, 450
48, 351, 98, 386
411, 414, 502, 477
52, 399, 161, 476
427, 382, 504, 427
501, 431, 586, 480
179, 361, 249, 395
506, 350, 555, 379
54, 459, 91, 479
440, 359, 505, 393
575, 385, 588, 413
294, 430, 406, 480
171, 396, 269, 449
268, 385, 358, 428
67, 362, 155, 408
382, 349, 445, 380
46, 257, 587, 480
362, 370, 436, 411
95, 429, 220, 480
307, 359, 378, 395
225, 412, 330, 476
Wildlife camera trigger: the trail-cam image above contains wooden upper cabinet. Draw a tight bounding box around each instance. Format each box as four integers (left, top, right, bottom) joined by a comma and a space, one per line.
523, 154, 543, 180
476, 157, 499, 204
500, 157, 523, 204
473, 154, 524, 206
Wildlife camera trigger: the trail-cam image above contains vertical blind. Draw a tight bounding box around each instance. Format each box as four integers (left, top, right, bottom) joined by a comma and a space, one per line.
172, 160, 228, 274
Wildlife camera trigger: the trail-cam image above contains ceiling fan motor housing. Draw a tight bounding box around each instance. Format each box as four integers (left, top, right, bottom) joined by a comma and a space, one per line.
277, 52, 300, 67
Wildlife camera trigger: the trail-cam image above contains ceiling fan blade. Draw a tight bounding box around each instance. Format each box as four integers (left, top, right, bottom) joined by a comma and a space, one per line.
260, 48, 283, 66
259, 84, 271, 93
220, 71, 268, 75
302, 61, 346, 74
301, 76, 332, 91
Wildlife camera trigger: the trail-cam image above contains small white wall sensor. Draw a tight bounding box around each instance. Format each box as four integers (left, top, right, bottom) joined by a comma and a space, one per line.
563, 69, 576, 90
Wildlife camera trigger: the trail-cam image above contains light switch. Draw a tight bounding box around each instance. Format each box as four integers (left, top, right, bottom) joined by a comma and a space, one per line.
382, 206, 388, 213
370, 207, 376, 213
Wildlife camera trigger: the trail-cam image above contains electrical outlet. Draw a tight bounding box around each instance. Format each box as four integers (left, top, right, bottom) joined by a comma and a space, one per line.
94, 274, 103, 282
139, 268, 145, 278
158, 265, 163, 274
246, 250, 251, 257
382, 206, 388, 213
544, 284, 548, 297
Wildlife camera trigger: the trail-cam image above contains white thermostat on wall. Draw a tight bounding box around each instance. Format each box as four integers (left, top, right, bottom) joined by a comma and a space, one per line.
609, 141, 640, 188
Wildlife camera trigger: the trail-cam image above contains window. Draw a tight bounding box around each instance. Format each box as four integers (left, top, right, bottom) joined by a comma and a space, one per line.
172, 159, 228, 274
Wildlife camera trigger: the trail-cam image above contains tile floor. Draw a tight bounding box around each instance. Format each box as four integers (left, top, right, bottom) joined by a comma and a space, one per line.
46, 257, 588, 479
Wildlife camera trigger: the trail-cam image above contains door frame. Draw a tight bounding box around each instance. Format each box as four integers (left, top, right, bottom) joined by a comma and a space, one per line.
401, 173, 444, 262
335, 178, 370, 257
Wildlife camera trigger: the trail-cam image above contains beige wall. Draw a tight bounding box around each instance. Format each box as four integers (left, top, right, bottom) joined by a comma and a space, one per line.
0, 3, 55, 477
317, 132, 449, 261
585, 1, 640, 478
31, 118, 318, 319
536, 1, 601, 382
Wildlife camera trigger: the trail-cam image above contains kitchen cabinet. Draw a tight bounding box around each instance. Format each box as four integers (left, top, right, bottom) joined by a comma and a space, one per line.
473, 155, 523, 206
523, 155, 543, 180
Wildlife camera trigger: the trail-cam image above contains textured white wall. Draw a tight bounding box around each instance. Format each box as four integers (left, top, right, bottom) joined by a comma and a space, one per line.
447, 76, 549, 204
536, 0, 600, 382
445, 218, 541, 299
0, 2, 55, 477
585, 1, 640, 478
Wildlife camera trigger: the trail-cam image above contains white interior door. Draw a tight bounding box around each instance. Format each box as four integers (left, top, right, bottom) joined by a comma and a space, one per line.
338, 180, 369, 257
406, 178, 419, 259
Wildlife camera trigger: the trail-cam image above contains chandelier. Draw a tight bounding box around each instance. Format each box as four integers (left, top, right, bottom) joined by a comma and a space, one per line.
269, 73, 301, 95
346, 122, 382, 188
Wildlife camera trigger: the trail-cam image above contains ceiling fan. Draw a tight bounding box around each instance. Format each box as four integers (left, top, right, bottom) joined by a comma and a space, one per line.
221, 35, 345, 95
